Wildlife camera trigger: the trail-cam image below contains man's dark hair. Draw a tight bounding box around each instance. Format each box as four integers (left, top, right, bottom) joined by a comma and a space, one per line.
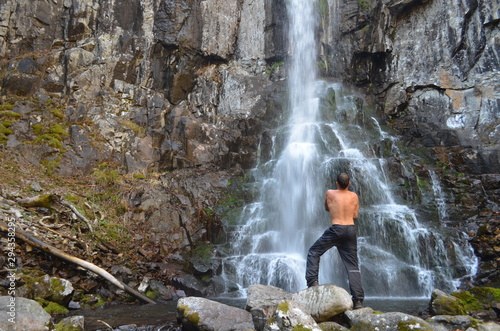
337, 173, 350, 189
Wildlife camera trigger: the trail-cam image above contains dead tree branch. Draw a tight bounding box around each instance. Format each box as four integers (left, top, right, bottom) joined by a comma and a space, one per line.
0, 221, 155, 305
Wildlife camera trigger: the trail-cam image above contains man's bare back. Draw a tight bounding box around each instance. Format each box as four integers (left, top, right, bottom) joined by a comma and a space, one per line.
324, 187, 359, 225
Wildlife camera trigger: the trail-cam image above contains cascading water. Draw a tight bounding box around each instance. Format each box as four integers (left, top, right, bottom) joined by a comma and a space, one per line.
221, 0, 477, 299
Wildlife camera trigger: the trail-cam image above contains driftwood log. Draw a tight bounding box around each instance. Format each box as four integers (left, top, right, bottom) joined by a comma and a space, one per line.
0, 221, 156, 305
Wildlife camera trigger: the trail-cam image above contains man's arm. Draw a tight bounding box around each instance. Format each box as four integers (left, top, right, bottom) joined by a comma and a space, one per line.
353, 194, 359, 219
324, 191, 330, 211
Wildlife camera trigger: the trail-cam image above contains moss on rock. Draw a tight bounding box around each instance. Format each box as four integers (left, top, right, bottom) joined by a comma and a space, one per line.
35, 298, 69, 315
453, 287, 500, 313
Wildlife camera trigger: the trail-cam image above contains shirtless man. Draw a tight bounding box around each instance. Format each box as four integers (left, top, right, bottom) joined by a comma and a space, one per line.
305, 173, 365, 309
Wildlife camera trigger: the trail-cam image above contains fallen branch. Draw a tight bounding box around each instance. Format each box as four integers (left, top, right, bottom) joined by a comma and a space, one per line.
60, 199, 94, 234
0, 220, 156, 305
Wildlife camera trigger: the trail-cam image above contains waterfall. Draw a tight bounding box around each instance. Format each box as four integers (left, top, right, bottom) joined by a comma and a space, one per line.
221, 0, 477, 298
429, 170, 449, 222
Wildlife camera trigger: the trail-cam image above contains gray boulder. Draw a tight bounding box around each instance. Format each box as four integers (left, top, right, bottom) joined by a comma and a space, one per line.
427, 315, 484, 330
347, 311, 435, 330
54, 315, 85, 331
317, 321, 349, 331
478, 322, 500, 331
429, 289, 466, 315
292, 284, 352, 322
246, 284, 293, 310
0, 296, 52, 331
177, 296, 254, 331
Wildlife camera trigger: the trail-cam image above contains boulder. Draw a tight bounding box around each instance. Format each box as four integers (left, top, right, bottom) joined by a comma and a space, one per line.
263, 300, 321, 331
292, 284, 352, 322
54, 315, 85, 331
246, 284, 293, 310
319, 322, 349, 331
348, 311, 435, 330
177, 296, 254, 331
426, 315, 482, 330
429, 289, 467, 315
479, 322, 500, 331
17, 270, 74, 306
317, 321, 349, 331
0, 296, 52, 331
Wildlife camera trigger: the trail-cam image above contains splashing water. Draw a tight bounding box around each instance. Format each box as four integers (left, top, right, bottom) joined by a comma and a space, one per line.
221, 0, 477, 298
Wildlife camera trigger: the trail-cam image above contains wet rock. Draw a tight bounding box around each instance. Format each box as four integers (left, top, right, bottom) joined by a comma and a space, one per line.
246, 284, 293, 311
427, 314, 485, 330
148, 280, 175, 302
177, 296, 254, 331
292, 284, 353, 322
429, 289, 466, 316
170, 275, 206, 297
348, 311, 435, 330
0, 296, 52, 331
54, 315, 85, 331
17, 271, 74, 307
317, 321, 349, 331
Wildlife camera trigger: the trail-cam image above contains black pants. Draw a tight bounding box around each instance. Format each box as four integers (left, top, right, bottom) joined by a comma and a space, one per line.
306, 224, 364, 301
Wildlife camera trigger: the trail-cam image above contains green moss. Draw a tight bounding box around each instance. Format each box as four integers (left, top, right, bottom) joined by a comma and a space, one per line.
40, 155, 62, 175
277, 301, 289, 313
32, 123, 44, 135
453, 287, 500, 312
0, 110, 21, 118
470, 286, 500, 302
92, 165, 121, 187
351, 321, 373, 331
50, 107, 65, 119
265, 61, 284, 75
358, 0, 372, 12
432, 296, 467, 315
318, 0, 328, 18
178, 304, 200, 325
79, 294, 107, 308
50, 277, 66, 296
0, 104, 14, 111
145, 290, 161, 300
417, 178, 429, 188
190, 241, 215, 259
48, 123, 69, 136
119, 118, 146, 135
35, 298, 69, 315
186, 312, 200, 325
0, 110, 21, 143
397, 320, 433, 331
54, 321, 82, 331
292, 325, 310, 331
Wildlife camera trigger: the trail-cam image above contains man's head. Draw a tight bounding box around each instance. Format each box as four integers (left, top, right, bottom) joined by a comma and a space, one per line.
337, 173, 350, 189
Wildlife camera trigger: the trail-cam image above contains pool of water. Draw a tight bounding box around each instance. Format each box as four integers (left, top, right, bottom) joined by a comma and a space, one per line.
63, 296, 430, 330
62, 301, 180, 331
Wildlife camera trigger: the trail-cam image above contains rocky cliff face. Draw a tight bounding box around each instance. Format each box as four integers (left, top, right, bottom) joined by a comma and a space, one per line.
320, 0, 499, 176
0, 0, 288, 259
1, 0, 499, 285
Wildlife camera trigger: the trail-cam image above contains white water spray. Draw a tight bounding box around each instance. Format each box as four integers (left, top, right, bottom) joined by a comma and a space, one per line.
222, 0, 477, 298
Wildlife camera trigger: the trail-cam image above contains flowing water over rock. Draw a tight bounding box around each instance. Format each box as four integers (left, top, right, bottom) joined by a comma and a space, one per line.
221, 0, 477, 299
